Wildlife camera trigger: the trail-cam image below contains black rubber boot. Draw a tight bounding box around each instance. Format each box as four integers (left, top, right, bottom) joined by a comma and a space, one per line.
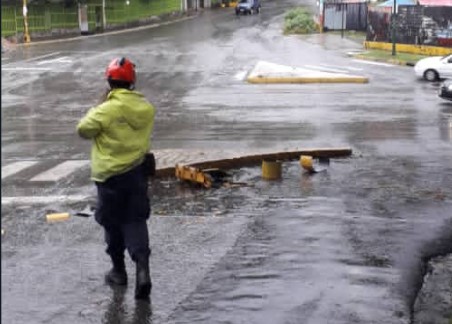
105, 256, 127, 286
135, 257, 151, 300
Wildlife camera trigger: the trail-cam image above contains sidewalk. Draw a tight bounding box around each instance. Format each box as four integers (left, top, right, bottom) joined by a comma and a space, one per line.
1, 12, 197, 48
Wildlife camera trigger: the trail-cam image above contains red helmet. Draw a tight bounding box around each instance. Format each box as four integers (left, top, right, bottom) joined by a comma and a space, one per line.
105, 57, 136, 84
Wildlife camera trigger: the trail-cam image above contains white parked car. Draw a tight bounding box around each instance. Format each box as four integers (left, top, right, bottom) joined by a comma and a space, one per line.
414, 54, 452, 81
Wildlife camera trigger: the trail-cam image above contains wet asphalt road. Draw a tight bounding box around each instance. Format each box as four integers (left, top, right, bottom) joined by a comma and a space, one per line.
2, 0, 452, 323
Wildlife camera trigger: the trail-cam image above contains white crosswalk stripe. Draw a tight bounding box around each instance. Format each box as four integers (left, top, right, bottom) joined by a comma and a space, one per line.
2, 67, 53, 71
30, 160, 90, 182
2, 195, 91, 206
2, 161, 38, 180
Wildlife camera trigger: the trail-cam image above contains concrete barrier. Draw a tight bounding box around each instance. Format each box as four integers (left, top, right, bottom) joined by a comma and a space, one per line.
155, 147, 353, 178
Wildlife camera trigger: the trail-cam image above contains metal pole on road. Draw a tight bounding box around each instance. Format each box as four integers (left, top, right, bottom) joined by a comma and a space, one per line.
102, 0, 107, 29
341, 3, 345, 39
22, 0, 31, 43
391, 0, 397, 56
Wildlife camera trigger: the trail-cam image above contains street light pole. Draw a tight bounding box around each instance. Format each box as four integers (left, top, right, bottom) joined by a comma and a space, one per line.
391, 0, 396, 56
23, 0, 31, 43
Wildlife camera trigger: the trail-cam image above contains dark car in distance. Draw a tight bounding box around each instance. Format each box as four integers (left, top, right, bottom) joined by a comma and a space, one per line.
235, 0, 261, 15
439, 80, 452, 101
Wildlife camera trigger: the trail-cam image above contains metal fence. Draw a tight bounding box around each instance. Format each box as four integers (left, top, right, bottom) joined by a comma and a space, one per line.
367, 5, 452, 47
323, 2, 368, 31
1, 0, 181, 38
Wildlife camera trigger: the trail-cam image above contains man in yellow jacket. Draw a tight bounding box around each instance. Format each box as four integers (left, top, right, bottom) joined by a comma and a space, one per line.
77, 57, 155, 300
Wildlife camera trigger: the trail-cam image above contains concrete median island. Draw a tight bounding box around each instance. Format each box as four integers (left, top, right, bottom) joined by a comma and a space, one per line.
247, 61, 369, 84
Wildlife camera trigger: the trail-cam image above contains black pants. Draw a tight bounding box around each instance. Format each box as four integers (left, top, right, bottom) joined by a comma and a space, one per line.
94, 162, 151, 262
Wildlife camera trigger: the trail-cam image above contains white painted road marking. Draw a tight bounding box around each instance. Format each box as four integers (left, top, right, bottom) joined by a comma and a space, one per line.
30, 160, 89, 182
352, 59, 394, 67
2, 67, 52, 71
345, 66, 364, 71
2, 161, 38, 179
1, 52, 61, 67
234, 70, 248, 81
1, 195, 90, 206
24, 52, 62, 63
304, 64, 349, 74
37, 56, 72, 65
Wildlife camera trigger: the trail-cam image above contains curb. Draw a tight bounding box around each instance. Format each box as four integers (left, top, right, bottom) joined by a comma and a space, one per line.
352, 54, 415, 67
364, 41, 452, 56
155, 147, 353, 178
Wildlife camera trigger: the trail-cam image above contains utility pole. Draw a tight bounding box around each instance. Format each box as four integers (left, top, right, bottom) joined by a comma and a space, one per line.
391, 0, 396, 56
23, 0, 30, 43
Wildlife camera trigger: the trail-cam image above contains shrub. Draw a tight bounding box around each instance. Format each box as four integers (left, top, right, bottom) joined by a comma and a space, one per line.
284, 7, 317, 35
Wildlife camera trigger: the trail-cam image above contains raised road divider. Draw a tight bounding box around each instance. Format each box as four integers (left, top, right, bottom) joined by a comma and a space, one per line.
247, 61, 369, 84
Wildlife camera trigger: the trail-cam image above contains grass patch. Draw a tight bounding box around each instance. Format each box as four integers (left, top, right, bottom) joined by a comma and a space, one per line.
284, 7, 318, 35
358, 49, 431, 64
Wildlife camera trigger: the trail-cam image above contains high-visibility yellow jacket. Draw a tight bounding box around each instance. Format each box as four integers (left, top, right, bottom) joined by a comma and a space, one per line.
77, 88, 155, 182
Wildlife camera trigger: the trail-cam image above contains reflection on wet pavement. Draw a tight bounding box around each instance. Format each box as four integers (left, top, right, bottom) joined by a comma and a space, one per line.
102, 286, 153, 324
439, 105, 452, 142
151, 158, 451, 323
